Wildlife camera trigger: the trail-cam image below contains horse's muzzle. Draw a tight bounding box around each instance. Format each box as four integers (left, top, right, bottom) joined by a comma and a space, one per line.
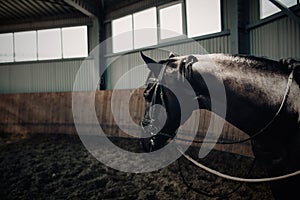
140, 136, 154, 152
140, 133, 171, 152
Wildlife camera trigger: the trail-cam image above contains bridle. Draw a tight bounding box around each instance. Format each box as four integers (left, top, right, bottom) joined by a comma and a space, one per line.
141, 60, 175, 150
141, 57, 300, 191
142, 58, 298, 149
141, 57, 200, 147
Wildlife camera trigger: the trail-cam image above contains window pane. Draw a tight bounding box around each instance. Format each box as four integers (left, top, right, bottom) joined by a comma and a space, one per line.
159, 3, 183, 40
112, 15, 133, 53
38, 28, 62, 60
62, 26, 88, 58
14, 31, 37, 61
186, 0, 221, 38
133, 7, 157, 49
281, 0, 298, 6
0, 33, 14, 63
260, 0, 297, 19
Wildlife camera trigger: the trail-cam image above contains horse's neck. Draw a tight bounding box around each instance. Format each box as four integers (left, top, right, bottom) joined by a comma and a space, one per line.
193, 54, 300, 134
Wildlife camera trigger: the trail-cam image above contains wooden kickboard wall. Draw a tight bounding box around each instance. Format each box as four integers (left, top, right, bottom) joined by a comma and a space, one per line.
0, 90, 253, 157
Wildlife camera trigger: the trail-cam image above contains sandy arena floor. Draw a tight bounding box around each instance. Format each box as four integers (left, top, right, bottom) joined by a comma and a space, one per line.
0, 133, 273, 199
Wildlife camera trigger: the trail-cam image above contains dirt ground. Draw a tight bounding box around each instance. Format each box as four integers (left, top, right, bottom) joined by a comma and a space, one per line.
0, 133, 274, 200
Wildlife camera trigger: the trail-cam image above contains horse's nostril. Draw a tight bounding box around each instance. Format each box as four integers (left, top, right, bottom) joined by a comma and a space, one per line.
141, 119, 150, 127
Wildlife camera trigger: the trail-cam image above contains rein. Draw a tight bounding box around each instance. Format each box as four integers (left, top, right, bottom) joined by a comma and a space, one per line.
177, 157, 256, 198
142, 58, 300, 189
143, 58, 297, 147
178, 148, 300, 183
176, 63, 296, 145
141, 61, 175, 146
177, 62, 300, 183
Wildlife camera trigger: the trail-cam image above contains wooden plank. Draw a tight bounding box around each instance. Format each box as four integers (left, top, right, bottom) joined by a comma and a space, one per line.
0, 90, 253, 157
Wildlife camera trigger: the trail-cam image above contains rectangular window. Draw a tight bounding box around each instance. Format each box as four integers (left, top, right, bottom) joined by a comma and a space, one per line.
0, 25, 88, 63
260, 0, 297, 19
38, 28, 62, 60
159, 3, 184, 40
0, 33, 14, 63
62, 26, 88, 58
14, 31, 37, 62
186, 0, 221, 38
110, 1, 224, 53
133, 7, 157, 49
112, 15, 133, 53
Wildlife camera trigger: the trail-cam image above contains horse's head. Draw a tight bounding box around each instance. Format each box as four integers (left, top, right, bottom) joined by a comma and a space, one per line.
140, 52, 199, 152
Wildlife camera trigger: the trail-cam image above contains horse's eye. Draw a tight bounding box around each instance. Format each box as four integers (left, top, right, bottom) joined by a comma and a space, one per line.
145, 82, 154, 91
168, 62, 177, 68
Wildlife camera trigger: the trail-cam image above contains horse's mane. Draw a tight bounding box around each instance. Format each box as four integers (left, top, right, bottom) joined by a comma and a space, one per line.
228, 54, 291, 74
159, 53, 300, 86
214, 54, 300, 86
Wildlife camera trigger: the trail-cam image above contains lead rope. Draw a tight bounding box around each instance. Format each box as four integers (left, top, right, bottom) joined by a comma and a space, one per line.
177, 156, 257, 199
175, 62, 300, 195
142, 59, 299, 196
179, 149, 300, 182
185, 63, 295, 145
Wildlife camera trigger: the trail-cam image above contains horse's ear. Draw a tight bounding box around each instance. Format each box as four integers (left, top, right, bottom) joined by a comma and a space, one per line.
140, 52, 161, 76
140, 51, 157, 64
180, 55, 198, 80
186, 55, 198, 64
169, 52, 179, 58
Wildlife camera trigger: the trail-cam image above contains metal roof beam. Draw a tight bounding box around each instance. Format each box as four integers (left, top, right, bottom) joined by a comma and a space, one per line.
64, 0, 99, 18
0, 15, 93, 33
269, 0, 300, 25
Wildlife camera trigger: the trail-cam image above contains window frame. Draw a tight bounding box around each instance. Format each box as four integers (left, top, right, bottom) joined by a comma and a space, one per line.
185, 0, 222, 38
157, 1, 187, 43
109, 0, 224, 54
133, 7, 158, 49
112, 15, 134, 53
259, 0, 299, 19
0, 33, 14, 63
14, 30, 38, 62
0, 25, 89, 64
61, 26, 89, 59
37, 28, 62, 61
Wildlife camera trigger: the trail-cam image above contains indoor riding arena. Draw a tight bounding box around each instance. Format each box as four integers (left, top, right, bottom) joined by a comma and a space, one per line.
0, 0, 299, 199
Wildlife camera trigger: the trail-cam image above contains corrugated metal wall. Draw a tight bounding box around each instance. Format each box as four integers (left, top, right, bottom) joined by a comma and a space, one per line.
105, 35, 231, 90
250, 16, 300, 60
0, 59, 98, 93
249, 1, 300, 60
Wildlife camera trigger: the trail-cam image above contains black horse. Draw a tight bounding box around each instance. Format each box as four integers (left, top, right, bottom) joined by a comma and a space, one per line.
140, 52, 300, 199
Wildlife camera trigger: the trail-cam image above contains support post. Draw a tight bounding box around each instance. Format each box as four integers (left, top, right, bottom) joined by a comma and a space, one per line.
228, 0, 239, 54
